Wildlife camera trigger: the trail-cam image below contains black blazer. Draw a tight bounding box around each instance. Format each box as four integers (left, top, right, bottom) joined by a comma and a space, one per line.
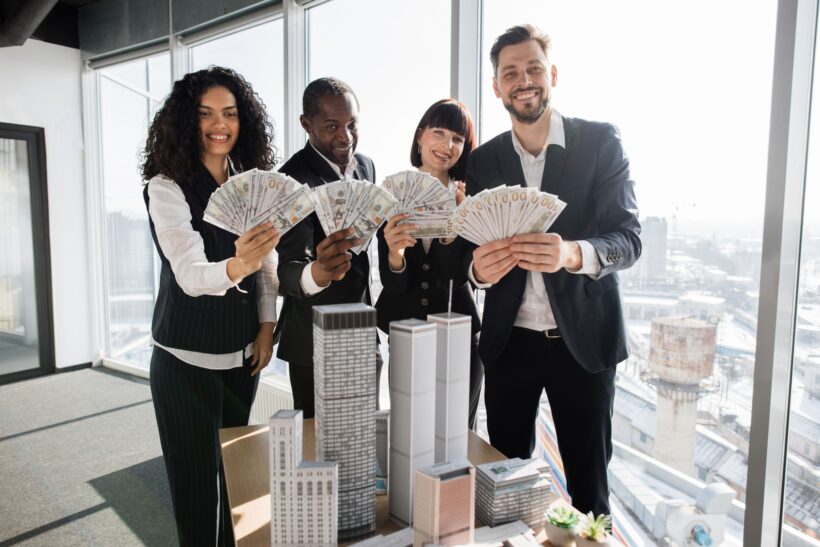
465, 117, 641, 373
375, 230, 480, 336
275, 143, 377, 365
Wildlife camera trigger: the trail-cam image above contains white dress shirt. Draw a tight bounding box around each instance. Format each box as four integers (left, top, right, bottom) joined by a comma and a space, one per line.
299, 143, 360, 296
147, 175, 279, 370
469, 109, 601, 332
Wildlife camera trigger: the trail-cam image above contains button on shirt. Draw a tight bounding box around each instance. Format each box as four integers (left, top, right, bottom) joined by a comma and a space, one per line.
470, 109, 601, 332
147, 176, 279, 369
300, 143, 359, 296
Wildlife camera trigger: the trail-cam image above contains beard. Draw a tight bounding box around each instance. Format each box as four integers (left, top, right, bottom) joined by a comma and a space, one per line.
503, 88, 549, 125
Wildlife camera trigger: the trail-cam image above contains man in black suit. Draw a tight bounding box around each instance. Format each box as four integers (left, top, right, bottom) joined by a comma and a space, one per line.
276, 77, 378, 418
466, 25, 641, 515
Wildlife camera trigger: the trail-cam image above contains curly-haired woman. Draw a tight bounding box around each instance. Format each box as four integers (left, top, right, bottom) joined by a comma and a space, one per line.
141, 66, 279, 546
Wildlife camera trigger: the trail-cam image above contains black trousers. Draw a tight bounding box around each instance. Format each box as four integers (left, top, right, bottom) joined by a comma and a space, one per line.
483, 327, 615, 515
289, 352, 384, 419
150, 347, 259, 547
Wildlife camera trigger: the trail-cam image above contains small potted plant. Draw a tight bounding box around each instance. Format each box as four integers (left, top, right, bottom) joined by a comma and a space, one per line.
544, 506, 579, 547
575, 512, 613, 546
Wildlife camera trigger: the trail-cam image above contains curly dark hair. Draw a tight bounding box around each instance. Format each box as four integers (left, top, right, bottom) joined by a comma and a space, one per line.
141, 66, 277, 183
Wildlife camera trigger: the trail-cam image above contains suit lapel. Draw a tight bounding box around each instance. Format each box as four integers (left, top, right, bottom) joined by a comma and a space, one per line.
354, 156, 371, 182
498, 132, 527, 189
540, 117, 571, 196
303, 143, 344, 188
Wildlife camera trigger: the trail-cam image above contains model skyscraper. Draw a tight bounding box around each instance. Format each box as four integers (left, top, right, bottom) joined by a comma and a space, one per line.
427, 312, 471, 462
388, 318, 437, 525
313, 303, 378, 540
413, 460, 475, 546
475, 457, 551, 529
269, 409, 338, 546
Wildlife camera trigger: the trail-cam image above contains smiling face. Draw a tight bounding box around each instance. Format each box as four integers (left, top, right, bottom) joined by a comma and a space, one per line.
301, 93, 359, 169
492, 39, 557, 125
198, 85, 239, 161
416, 126, 466, 175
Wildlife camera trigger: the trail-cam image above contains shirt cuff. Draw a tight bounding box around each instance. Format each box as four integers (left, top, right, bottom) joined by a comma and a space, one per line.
468, 259, 494, 289
569, 240, 602, 277
389, 257, 407, 274
300, 262, 329, 296
212, 258, 238, 294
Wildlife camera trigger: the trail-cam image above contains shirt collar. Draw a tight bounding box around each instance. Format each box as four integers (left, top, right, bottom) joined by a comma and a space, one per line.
511, 108, 565, 161
309, 142, 358, 179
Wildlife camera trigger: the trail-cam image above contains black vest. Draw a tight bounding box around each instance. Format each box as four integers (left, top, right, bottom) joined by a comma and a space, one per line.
144, 165, 259, 354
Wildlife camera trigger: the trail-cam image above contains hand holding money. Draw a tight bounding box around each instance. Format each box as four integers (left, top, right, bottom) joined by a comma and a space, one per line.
383, 213, 418, 271
472, 238, 518, 285
227, 222, 280, 283
511, 232, 582, 273
312, 228, 363, 286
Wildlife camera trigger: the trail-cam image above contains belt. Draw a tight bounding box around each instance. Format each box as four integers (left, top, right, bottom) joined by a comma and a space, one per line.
544, 328, 561, 339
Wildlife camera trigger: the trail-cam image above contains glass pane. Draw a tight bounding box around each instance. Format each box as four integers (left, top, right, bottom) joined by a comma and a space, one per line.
0, 138, 40, 375
481, 1, 776, 543
784, 25, 820, 543
99, 52, 171, 369
190, 19, 285, 160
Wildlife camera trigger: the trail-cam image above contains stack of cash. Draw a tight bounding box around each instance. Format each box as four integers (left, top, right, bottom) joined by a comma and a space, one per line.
382, 170, 457, 238
203, 169, 314, 237
453, 187, 566, 246
311, 179, 398, 254
475, 457, 552, 529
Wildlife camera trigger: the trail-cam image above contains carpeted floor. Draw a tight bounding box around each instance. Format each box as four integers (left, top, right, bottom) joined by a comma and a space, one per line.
0, 368, 177, 546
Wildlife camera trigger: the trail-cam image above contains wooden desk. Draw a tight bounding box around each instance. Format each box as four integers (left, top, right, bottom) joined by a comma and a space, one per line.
220, 420, 507, 546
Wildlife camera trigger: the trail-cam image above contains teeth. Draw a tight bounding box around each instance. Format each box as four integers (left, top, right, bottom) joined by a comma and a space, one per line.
515, 91, 537, 100
209, 135, 229, 142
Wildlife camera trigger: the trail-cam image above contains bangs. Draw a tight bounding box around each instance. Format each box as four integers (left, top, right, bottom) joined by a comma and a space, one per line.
423, 102, 470, 137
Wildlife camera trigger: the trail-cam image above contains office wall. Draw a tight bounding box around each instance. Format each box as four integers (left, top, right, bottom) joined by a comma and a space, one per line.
0, 39, 93, 368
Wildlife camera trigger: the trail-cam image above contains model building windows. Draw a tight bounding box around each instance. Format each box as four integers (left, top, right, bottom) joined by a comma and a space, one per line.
327, 480, 333, 495
279, 482, 285, 496
297, 482, 302, 496
307, 481, 313, 496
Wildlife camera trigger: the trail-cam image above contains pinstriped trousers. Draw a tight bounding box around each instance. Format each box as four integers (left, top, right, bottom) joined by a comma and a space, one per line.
150, 346, 259, 547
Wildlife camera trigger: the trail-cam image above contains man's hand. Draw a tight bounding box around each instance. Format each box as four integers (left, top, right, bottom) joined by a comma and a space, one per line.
472, 239, 517, 284
511, 233, 582, 273
227, 222, 280, 283
311, 228, 362, 287
250, 322, 275, 376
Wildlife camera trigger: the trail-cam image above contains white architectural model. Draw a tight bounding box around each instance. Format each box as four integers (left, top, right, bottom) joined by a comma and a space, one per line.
413, 460, 475, 546
313, 303, 378, 540
474, 520, 539, 546
349, 527, 413, 547
269, 409, 338, 546
475, 458, 551, 529
388, 318, 437, 525
427, 313, 471, 463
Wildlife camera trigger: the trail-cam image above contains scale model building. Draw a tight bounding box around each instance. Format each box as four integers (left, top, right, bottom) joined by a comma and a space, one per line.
427, 313, 471, 463
413, 460, 475, 546
313, 303, 379, 540
388, 318, 437, 525
269, 409, 338, 546
474, 520, 539, 546
474, 457, 551, 529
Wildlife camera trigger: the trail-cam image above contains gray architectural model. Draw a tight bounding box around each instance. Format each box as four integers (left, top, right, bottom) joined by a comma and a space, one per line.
388, 319, 437, 525
475, 458, 551, 529
269, 409, 338, 546
413, 460, 475, 546
313, 303, 378, 540
427, 313, 471, 463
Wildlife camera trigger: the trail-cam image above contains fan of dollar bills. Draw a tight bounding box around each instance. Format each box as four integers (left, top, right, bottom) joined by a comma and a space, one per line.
203, 169, 315, 237
382, 170, 457, 238
311, 179, 398, 254
453, 187, 567, 246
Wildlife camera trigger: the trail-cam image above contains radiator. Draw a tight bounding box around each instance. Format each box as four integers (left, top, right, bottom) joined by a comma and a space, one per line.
250, 374, 294, 425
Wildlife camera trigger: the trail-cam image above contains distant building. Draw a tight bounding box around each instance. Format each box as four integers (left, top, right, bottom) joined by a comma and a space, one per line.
313, 304, 378, 540
677, 294, 725, 323
389, 319, 437, 525
269, 410, 337, 546
413, 460, 475, 546
640, 216, 668, 283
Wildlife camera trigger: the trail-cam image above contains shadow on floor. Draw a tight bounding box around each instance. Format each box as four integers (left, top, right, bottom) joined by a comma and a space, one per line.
89, 456, 178, 547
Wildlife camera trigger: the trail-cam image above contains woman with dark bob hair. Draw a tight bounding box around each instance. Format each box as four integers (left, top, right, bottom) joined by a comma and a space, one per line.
375, 98, 484, 429
141, 66, 280, 546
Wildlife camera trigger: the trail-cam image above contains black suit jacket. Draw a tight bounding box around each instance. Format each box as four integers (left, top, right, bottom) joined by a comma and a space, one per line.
275, 143, 377, 365
466, 117, 641, 373
375, 230, 480, 335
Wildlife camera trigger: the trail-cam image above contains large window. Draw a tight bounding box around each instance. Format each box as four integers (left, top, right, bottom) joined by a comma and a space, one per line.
98, 53, 171, 368
481, 1, 779, 543
786, 31, 820, 541
190, 19, 285, 159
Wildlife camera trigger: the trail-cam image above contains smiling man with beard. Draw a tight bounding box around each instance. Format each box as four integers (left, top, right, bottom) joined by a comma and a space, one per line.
465, 25, 641, 516
275, 77, 380, 418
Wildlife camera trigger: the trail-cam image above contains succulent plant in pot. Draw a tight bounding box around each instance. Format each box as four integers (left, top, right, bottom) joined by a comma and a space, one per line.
575, 512, 613, 546
544, 506, 580, 547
